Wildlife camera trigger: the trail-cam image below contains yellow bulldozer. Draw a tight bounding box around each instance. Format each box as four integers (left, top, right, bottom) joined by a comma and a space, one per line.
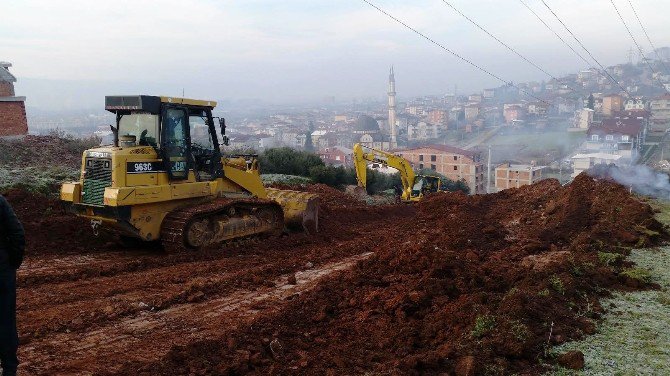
353, 143, 441, 202
61, 95, 319, 251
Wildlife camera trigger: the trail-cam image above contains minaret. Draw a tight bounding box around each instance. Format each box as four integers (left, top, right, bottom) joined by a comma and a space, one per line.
388, 65, 397, 149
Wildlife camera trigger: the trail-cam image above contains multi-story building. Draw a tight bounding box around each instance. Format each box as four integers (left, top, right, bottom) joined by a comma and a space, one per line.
602, 94, 624, 116
649, 93, 670, 132
625, 97, 646, 111
503, 104, 526, 124
464, 104, 480, 121
0, 61, 28, 136
427, 109, 448, 125
573, 108, 594, 130
407, 121, 438, 140
585, 117, 645, 160
319, 146, 353, 167
395, 145, 485, 194
494, 163, 545, 191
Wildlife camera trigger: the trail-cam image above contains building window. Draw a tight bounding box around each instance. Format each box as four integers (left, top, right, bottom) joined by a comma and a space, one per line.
453, 166, 458, 171
606, 135, 614, 141
622, 135, 629, 142
431, 155, 437, 162
591, 135, 599, 141
419, 163, 424, 169
431, 164, 436, 170
419, 155, 424, 161
453, 155, 458, 161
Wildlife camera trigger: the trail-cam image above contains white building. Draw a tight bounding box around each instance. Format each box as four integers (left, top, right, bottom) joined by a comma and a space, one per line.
571, 153, 623, 178
407, 121, 438, 140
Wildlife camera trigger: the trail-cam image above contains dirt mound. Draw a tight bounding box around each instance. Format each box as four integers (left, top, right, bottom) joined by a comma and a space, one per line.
2, 189, 114, 257
134, 173, 666, 375
304, 183, 368, 210
0, 135, 98, 168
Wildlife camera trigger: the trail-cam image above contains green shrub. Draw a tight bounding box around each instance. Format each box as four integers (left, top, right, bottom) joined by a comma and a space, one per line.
620, 268, 653, 284
510, 320, 529, 342
598, 252, 624, 266
471, 314, 496, 338
549, 275, 565, 295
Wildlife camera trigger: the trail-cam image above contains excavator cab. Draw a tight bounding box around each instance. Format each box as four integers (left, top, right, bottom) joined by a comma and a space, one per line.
411, 175, 441, 198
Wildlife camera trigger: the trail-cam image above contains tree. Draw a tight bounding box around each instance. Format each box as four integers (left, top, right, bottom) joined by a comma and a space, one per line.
587, 94, 595, 110
259, 147, 324, 176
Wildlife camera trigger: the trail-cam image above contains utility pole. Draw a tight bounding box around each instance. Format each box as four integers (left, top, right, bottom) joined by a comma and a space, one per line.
487, 145, 492, 193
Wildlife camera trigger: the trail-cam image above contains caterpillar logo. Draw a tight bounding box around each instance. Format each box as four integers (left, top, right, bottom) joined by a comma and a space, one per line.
87, 151, 111, 159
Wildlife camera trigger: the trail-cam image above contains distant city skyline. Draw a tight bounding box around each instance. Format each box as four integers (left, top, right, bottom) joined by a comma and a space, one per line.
4, 0, 670, 110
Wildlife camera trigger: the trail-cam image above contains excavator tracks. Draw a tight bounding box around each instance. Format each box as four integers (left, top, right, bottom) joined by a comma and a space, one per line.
160, 198, 284, 252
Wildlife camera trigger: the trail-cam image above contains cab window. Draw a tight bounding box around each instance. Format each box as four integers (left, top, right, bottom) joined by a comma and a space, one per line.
189, 112, 214, 151
118, 112, 159, 147
163, 108, 189, 179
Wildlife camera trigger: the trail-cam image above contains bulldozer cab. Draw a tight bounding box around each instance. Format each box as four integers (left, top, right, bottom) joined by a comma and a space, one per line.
106, 95, 224, 181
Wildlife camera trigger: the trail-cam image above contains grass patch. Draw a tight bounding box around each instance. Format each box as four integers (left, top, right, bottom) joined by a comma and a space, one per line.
0, 166, 80, 196
548, 247, 670, 375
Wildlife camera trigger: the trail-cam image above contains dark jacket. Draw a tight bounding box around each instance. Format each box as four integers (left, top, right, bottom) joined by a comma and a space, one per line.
0, 195, 25, 270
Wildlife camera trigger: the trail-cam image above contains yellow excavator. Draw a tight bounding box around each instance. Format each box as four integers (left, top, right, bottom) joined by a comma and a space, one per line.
61, 95, 319, 251
353, 143, 441, 202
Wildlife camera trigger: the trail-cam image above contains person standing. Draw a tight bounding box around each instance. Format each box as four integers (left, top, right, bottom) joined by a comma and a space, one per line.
0, 195, 24, 376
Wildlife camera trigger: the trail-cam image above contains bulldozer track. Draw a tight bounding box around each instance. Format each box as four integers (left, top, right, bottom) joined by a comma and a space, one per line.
160, 197, 283, 252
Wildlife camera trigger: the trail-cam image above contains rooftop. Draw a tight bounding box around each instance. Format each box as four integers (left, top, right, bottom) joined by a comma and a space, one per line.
395, 144, 479, 158
572, 153, 623, 160
587, 118, 643, 136
0, 61, 16, 83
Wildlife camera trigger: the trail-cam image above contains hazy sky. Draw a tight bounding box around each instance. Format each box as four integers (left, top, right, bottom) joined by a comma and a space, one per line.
2, 0, 669, 110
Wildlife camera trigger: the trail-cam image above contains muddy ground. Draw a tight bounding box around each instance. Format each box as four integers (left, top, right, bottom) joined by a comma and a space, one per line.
6, 175, 666, 375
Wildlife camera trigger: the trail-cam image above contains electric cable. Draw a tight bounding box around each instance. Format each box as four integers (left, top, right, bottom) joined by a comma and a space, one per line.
361, 0, 551, 105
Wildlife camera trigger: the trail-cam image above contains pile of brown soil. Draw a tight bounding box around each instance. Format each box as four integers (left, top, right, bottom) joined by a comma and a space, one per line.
2, 189, 114, 257
136, 174, 666, 375
0, 135, 98, 168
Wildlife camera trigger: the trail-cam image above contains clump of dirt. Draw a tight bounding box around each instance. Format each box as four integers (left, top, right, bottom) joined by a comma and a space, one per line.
131, 173, 666, 375
2, 189, 114, 257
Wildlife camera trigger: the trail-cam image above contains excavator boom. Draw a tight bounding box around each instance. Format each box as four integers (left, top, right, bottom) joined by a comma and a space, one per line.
352, 143, 441, 202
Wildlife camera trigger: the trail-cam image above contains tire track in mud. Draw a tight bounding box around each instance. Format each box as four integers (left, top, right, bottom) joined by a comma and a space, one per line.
20, 252, 373, 375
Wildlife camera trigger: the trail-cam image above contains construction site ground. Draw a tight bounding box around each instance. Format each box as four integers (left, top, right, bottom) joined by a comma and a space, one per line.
6, 174, 669, 375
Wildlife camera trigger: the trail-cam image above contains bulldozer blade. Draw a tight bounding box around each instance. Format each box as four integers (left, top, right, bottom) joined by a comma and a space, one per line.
265, 188, 320, 234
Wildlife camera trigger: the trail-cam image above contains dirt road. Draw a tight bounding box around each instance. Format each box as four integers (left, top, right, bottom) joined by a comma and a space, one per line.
11, 186, 413, 375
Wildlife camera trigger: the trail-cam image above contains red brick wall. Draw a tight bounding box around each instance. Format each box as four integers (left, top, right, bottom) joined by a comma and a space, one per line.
0, 82, 15, 97
0, 101, 28, 136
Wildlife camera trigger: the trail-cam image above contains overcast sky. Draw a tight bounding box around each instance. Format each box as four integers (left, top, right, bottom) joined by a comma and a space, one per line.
3, 0, 669, 111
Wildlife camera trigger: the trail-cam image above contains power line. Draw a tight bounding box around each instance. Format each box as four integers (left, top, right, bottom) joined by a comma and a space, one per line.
360, 0, 551, 105
439, 0, 580, 95
518, 0, 591, 68
519, 0, 625, 96
609, 0, 668, 93
540, 0, 631, 96
626, 0, 670, 76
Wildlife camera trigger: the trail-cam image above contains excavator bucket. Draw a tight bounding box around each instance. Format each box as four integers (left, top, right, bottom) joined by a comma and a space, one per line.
265, 188, 320, 234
